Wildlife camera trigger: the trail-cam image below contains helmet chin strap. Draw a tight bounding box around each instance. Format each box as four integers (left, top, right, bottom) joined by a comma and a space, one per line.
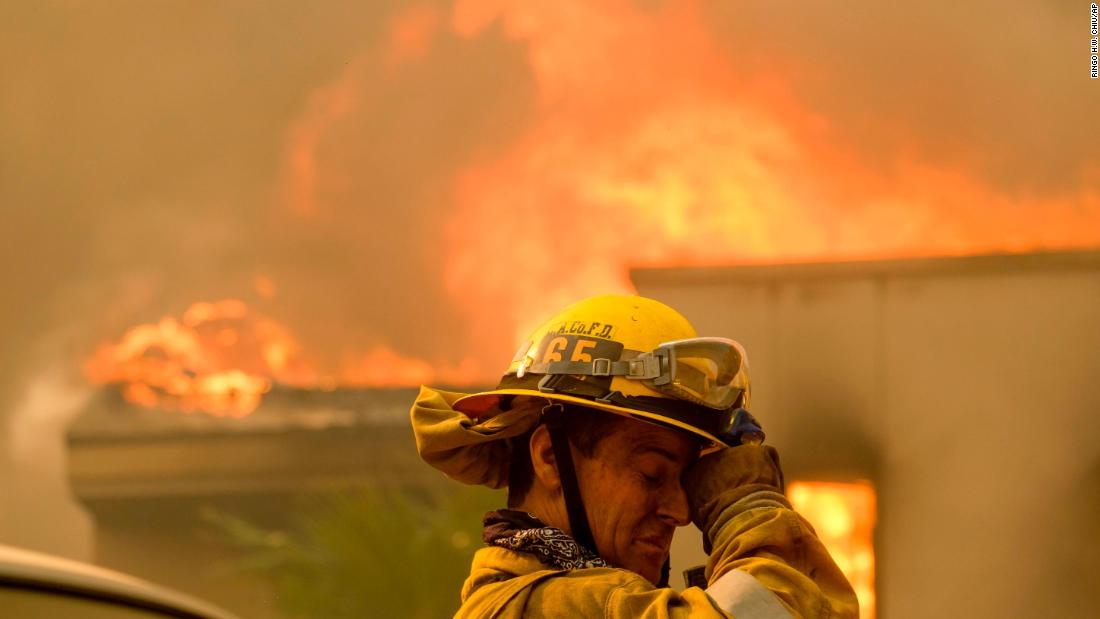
542, 403, 598, 555
542, 402, 673, 588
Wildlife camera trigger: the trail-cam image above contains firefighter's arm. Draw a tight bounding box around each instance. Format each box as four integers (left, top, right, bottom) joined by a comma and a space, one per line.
683, 445, 859, 618
516, 565, 735, 618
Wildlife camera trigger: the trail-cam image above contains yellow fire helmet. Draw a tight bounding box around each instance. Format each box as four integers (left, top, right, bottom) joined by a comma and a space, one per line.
452, 294, 756, 448
411, 294, 762, 572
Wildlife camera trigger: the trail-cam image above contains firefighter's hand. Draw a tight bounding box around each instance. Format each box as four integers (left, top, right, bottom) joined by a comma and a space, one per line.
682, 445, 786, 551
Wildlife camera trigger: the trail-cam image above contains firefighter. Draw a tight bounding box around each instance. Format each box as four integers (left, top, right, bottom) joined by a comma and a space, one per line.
411, 295, 857, 617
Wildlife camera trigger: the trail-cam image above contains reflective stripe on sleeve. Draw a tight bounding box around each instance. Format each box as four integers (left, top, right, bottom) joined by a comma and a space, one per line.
705, 569, 792, 618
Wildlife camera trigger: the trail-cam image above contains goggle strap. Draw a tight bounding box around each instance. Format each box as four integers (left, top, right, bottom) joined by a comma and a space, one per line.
535, 370, 742, 412
527, 354, 663, 380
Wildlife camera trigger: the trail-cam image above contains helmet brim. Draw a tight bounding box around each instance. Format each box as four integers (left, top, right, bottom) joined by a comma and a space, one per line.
453, 388, 725, 450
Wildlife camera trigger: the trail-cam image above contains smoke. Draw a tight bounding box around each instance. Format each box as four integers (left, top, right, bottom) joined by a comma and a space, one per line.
701, 0, 1099, 193
0, 361, 93, 558
0, 0, 1096, 403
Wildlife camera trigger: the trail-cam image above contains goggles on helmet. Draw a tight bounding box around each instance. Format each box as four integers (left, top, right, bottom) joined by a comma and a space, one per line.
643, 337, 747, 410
520, 337, 748, 411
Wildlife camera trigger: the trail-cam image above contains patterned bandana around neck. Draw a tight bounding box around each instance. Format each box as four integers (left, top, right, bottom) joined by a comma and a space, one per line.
482, 509, 608, 571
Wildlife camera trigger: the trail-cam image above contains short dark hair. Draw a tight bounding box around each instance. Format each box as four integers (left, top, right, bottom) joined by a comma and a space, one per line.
506, 403, 624, 508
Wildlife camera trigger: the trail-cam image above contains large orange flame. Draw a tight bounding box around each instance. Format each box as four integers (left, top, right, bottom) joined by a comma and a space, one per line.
443, 0, 1100, 342
85, 298, 483, 416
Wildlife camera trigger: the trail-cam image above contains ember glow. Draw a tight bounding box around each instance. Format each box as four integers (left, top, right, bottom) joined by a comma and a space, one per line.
789, 481, 877, 619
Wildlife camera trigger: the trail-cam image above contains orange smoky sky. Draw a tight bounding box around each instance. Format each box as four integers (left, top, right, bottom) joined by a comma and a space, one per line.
1, 0, 1097, 400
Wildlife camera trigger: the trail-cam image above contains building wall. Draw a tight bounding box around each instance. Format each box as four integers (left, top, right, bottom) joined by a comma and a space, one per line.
635, 250, 1100, 619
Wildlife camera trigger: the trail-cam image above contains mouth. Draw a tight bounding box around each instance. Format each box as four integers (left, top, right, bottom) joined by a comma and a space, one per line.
634, 534, 672, 556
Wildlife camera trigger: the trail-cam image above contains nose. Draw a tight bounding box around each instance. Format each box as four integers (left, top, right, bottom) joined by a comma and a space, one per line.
657, 478, 691, 527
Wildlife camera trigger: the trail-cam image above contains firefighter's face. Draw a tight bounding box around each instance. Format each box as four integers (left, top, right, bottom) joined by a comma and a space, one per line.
573, 417, 698, 585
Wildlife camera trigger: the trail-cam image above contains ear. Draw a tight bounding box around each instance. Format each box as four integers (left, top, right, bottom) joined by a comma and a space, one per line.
529, 424, 561, 491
